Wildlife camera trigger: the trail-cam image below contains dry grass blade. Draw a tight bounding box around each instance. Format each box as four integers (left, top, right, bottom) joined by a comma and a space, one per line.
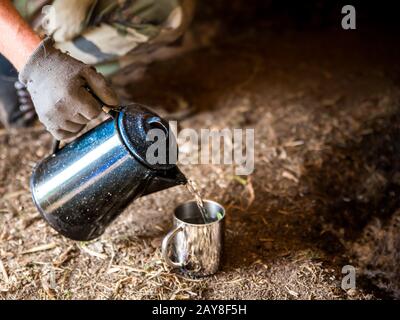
111, 265, 146, 273
21, 214, 41, 230
0, 258, 9, 284
22, 243, 57, 255
79, 244, 108, 260
246, 176, 255, 207
282, 171, 299, 183
113, 276, 133, 297
53, 245, 77, 267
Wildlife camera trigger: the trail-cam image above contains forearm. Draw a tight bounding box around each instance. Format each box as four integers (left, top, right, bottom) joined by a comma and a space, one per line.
0, 0, 41, 71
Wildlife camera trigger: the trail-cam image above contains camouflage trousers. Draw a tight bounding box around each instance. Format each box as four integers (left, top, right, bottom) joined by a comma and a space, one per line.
13, 0, 195, 77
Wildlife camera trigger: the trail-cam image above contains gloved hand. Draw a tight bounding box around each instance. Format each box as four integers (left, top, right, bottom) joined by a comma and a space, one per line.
19, 38, 118, 140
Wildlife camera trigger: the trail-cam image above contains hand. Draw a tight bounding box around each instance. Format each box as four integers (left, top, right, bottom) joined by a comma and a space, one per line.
19, 38, 119, 140
42, 0, 96, 42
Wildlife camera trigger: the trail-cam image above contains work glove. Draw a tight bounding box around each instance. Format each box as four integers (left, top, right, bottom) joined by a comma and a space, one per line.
19, 38, 118, 140
41, 0, 97, 42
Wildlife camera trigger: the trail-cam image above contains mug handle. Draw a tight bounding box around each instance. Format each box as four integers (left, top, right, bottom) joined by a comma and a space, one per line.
162, 226, 185, 268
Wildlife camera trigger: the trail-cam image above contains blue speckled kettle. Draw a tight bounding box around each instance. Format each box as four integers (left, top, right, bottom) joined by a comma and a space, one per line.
30, 104, 187, 241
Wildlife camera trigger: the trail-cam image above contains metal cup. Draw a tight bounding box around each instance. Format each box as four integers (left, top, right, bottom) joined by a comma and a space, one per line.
162, 200, 225, 277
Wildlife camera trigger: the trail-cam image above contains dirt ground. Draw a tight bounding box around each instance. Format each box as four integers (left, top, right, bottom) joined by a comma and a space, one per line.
1, 2, 400, 299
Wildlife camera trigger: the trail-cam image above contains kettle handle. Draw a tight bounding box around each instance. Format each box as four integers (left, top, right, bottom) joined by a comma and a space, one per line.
51, 139, 61, 154
52, 106, 119, 154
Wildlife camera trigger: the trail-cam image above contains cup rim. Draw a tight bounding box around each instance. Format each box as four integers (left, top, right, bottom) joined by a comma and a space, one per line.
174, 199, 225, 226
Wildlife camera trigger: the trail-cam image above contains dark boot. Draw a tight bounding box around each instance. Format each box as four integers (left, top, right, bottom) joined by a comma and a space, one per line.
0, 55, 36, 128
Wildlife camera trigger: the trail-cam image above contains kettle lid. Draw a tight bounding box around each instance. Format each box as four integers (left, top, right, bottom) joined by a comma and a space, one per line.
117, 104, 177, 171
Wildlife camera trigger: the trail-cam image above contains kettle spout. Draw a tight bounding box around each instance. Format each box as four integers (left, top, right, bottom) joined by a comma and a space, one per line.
142, 167, 187, 196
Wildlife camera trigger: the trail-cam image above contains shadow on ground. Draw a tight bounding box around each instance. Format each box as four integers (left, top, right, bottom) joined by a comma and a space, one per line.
124, 18, 400, 298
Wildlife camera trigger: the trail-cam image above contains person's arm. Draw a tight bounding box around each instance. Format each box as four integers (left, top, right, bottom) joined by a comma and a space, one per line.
0, 0, 118, 140
0, 0, 41, 70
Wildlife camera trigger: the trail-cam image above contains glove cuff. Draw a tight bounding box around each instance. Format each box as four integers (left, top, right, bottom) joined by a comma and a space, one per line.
19, 37, 57, 85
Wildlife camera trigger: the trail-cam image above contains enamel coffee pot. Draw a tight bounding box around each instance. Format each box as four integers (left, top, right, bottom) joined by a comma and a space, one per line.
30, 104, 187, 241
